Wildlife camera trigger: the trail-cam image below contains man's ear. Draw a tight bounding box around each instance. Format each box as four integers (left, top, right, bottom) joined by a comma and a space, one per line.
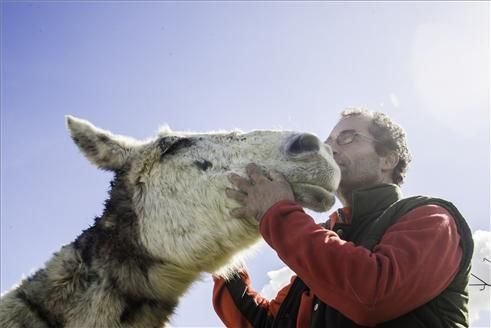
66, 115, 139, 171
381, 151, 400, 171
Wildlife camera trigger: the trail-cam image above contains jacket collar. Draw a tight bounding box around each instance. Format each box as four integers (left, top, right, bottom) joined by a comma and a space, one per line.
350, 184, 403, 223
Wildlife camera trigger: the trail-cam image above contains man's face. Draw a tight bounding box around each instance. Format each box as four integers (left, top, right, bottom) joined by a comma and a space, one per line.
325, 116, 386, 194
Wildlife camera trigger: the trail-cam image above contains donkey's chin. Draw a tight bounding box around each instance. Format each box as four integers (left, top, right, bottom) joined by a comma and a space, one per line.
291, 183, 337, 213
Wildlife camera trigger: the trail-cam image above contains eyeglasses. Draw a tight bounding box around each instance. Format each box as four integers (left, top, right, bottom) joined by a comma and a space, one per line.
325, 129, 379, 147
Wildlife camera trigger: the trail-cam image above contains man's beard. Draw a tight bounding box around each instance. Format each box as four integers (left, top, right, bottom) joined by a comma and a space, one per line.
337, 168, 382, 206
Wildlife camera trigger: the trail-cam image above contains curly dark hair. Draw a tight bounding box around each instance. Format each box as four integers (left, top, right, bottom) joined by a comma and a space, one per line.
341, 108, 412, 185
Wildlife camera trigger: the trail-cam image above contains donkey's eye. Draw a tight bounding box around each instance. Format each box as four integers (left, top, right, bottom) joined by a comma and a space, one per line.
194, 159, 213, 171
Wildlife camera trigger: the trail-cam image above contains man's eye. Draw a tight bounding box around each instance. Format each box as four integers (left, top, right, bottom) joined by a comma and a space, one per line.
338, 132, 355, 144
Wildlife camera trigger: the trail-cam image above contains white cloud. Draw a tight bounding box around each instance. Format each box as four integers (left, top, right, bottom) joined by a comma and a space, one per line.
469, 230, 491, 325
260, 230, 491, 325
259, 266, 295, 299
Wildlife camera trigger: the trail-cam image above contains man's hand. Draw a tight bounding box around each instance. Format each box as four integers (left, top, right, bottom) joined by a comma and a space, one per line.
226, 163, 295, 222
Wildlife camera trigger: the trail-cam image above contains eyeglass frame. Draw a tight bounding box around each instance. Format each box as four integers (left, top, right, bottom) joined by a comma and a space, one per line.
325, 129, 380, 147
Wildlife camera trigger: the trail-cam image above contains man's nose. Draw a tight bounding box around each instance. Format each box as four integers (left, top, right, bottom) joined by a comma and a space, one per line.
324, 139, 338, 156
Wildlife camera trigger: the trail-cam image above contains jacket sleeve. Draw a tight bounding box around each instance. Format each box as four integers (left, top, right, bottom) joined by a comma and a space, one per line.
212, 270, 292, 327
259, 200, 463, 327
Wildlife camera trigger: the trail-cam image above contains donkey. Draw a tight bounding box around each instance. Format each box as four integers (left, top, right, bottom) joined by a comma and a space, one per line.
0, 116, 340, 327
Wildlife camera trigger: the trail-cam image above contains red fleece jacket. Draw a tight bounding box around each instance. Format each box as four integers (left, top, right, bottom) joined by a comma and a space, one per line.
213, 200, 462, 327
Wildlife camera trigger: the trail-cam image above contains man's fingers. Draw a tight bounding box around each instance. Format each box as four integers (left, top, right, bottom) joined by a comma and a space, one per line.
228, 173, 252, 192
226, 188, 247, 203
230, 207, 248, 219
246, 163, 268, 183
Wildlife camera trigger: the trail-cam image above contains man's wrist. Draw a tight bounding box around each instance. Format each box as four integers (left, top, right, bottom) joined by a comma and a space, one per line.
258, 199, 300, 223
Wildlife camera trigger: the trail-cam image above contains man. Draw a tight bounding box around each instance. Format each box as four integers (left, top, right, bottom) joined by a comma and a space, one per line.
213, 108, 473, 327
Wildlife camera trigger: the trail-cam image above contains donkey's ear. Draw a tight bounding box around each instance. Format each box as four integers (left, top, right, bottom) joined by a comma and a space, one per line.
66, 115, 137, 171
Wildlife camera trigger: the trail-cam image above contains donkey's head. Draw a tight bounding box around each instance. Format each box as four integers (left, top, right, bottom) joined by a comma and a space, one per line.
66, 116, 340, 275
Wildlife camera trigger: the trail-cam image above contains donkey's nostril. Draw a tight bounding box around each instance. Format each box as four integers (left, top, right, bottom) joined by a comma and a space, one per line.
288, 134, 320, 154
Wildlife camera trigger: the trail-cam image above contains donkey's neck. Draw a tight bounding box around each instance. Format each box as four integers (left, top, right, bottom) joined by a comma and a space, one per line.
73, 216, 199, 325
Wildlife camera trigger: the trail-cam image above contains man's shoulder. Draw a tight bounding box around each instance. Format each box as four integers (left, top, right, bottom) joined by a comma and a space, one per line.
394, 195, 460, 218
360, 196, 458, 247
393, 196, 472, 248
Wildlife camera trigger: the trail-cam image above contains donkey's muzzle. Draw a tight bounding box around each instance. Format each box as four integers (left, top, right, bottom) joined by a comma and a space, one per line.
286, 133, 320, 155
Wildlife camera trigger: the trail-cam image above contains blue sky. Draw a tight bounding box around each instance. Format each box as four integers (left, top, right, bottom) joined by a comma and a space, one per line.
1, 1, 489, 327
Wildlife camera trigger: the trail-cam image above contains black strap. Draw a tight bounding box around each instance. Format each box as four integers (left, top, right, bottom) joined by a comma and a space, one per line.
272, 277, 308, 328
225, 273, 274, 327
